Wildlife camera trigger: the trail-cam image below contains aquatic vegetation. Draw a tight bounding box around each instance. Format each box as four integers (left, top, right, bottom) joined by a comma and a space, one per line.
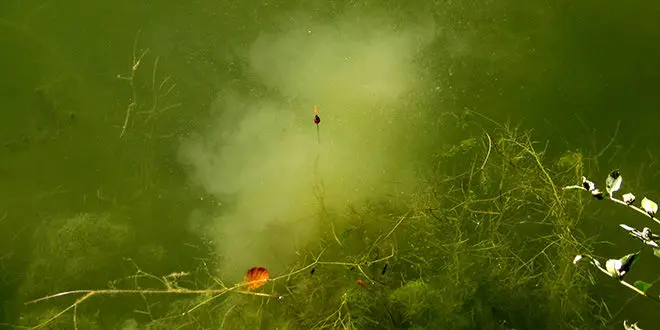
10, 213, 132, 327
568, 170, 660, 329
9, 112, 609, 329
17, 213, 133, 301
117, 31, 180, 140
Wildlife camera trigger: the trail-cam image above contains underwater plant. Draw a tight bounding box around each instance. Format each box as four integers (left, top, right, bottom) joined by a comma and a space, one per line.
568, 170, 660, 329
5, 111, 613, 329
116, 30, 180, 140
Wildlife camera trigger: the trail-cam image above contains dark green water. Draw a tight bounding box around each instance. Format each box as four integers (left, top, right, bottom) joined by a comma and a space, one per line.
2, 1, 660, 329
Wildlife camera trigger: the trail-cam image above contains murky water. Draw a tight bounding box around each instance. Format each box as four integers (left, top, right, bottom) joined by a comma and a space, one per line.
2, 1, 660, 328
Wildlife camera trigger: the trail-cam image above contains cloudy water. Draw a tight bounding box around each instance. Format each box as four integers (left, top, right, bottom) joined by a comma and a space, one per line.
2, 1, 660, 329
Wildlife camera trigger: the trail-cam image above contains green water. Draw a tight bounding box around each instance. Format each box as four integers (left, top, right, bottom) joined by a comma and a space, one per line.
2, 1, 660, 329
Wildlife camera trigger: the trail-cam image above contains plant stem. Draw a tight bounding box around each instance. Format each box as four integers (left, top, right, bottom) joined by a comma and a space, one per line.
563, 185, 660, 226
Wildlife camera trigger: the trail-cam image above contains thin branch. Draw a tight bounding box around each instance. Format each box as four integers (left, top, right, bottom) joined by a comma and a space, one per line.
563, 185, 660, 226
118, 30, 148, 139
575, 254, 660, 304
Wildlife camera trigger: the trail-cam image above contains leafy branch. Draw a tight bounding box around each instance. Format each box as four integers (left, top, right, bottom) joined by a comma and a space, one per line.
566, 170, 660, 329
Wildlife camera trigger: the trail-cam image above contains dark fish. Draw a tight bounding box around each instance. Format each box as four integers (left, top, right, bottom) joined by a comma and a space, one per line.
381, 263, 388, 275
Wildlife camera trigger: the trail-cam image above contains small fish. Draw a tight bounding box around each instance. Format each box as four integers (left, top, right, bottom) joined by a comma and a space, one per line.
355, 279, 367, 288
381, 263, 388, 275
310, 267, 316, 275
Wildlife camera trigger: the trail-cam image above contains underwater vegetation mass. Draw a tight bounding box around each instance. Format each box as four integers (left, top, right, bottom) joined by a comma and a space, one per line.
5, 112, 619, 330
5, 4, 660, 329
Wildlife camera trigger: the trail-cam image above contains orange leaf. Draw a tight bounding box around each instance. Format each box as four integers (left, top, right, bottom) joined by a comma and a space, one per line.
245, 266, 269, 290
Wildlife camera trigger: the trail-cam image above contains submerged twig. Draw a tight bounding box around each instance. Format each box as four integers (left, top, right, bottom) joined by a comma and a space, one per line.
23, 237, 400, 329
117, 30, 179, 138
117, 30, 148, 139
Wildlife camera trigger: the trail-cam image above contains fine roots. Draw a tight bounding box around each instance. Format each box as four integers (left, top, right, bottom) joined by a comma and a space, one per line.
12, 113, 604, 329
